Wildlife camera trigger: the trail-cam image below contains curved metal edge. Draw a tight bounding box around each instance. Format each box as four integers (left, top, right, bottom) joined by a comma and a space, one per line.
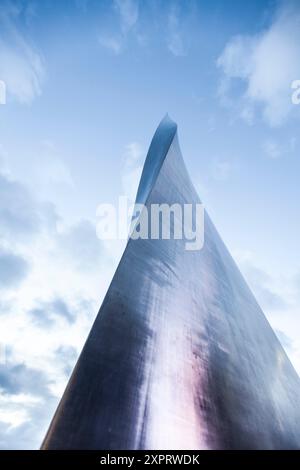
134, 114, 177, 206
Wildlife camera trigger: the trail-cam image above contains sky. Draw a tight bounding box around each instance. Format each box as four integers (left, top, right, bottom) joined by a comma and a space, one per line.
0, 0, 300, 449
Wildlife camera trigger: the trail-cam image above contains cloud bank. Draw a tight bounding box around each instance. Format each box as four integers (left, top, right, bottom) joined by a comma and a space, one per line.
217, 1, 300, 126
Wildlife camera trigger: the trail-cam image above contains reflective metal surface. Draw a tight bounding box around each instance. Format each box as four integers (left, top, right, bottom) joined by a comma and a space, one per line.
42, 115, 300, 449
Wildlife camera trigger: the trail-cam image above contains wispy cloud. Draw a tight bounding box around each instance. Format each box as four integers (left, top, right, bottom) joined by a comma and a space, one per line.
242, 263, 287, 311
0, 2, 45, 104
167, 5, 186, 57
262, 136, 297, 159
262, 140, 282, 159
29, 298, 75, 327
217, 1, 300, 126
98, 35, 122, 55
33, 140, 74, 190
98, 0, 190, 57
98, 0, 139, 54
114, 0, 139, 34
235, 250, 300, 375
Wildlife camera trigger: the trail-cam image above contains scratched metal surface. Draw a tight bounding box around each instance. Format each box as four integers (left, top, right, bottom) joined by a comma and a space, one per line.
42, 116, 300, 450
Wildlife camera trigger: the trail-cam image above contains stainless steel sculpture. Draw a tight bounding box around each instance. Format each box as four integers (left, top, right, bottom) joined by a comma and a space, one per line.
42, 116, 300, 450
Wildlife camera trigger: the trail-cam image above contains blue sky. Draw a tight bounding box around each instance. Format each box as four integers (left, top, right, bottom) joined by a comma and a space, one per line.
0, 0, 300, 448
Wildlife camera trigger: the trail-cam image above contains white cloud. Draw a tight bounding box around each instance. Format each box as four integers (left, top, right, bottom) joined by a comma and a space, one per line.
123, 141, 143, 167
21, 140, 74, 200
217, 1, 300, 126
114, 0, 139, 34
39, 141, 73, 189
167, 5, 185, 57
0, 163, 117, 448
235, 250, 300, 375
0, 172, 41, 241
261, 136, 297, 159
98, 35, 122, 55
99, 0, 139, 54
262, 140, 282, 159
122, 141, 143, 201
0, 360, 56, 448
56, 219, 103, 271
98, 0, 188, 57
0, 4, 45, 104
0, 248, 29, 289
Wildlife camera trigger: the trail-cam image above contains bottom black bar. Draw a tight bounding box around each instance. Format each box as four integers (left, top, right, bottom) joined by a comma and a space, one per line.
0, 450, 299, 466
